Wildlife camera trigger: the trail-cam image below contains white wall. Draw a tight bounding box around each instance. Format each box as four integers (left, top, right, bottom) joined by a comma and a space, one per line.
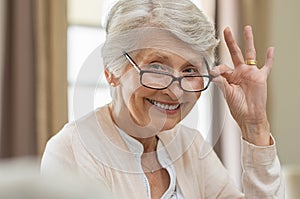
242, 0, 300, 166
269, 0, 300, 165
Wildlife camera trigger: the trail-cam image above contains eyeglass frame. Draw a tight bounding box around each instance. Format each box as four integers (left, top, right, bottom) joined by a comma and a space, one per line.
123, 52, 213, 92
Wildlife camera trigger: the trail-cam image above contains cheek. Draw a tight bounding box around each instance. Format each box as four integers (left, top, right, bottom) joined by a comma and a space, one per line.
195, 92, 201, 102
126, 87, 158, 126
185, 91, 201, 102
119, 70, 140, 101
183, 92, 201, 113
121, 70, 140, 89
192, 93, 201, 109
128, 87, 156, 110
119, 71, 157, 114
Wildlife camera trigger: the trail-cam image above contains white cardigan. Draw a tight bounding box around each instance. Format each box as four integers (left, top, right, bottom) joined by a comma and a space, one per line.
41, 105, 284, 198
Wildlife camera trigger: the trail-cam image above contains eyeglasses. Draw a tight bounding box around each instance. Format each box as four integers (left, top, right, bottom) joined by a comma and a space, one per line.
123, 52, 212, 92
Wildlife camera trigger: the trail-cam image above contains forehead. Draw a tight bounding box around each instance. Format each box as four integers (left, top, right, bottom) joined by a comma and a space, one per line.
136, 49, 171, 61
134, 48, 204, 67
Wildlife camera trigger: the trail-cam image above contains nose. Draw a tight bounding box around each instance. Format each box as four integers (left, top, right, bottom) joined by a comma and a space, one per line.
161, 81, 184, 100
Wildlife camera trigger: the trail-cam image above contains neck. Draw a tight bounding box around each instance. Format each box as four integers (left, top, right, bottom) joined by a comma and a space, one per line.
134, 136, 158, 153
108, 103, 159, 152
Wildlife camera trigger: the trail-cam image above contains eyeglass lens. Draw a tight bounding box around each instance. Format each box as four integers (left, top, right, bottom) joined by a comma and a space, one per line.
141, 72, 209, 92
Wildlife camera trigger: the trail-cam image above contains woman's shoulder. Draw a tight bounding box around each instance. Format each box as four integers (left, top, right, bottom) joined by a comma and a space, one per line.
175, 124, 214, 158
158, 124, 211, 160
174, 124, 205, 142
46, 106, 109, 148
44, 122, 76, 155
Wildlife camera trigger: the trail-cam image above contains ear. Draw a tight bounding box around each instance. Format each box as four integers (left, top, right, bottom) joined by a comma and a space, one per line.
104, 68, 120, 87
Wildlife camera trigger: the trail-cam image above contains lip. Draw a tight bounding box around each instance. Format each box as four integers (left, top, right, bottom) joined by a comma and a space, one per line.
146, 98, 181, 114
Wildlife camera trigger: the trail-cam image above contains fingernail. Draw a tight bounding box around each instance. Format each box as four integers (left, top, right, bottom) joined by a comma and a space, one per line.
210, 68, 218, 76
245, 25, 252, 30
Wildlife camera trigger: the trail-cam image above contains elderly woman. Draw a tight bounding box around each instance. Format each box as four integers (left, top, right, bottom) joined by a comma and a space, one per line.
41, 0, 284, 198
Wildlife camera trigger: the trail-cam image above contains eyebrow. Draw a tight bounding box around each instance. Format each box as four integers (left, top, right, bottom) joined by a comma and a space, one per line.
142, 51, 170, 62
140, 50, 205, 71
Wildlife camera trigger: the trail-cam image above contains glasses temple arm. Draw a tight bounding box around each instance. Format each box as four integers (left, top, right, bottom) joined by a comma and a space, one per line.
204, 58, 216, 79
123, 52, 141, 72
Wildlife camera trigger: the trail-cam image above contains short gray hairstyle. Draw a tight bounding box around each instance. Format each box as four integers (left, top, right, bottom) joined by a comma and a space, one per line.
102, 0, 219, 77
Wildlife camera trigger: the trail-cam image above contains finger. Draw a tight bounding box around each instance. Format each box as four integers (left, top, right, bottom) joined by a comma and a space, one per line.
224, 27, 244, 67
244, 25, 256, 61
212, 74, 232, 100
261, 47, 275, 76
210, 64, 234, 77
211, 64, 236, 86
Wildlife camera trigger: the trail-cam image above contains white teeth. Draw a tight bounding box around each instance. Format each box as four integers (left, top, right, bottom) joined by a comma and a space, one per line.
148, 99, 180, 110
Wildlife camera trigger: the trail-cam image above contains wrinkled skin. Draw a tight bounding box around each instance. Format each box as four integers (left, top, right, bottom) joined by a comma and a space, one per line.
211, 26, 274, 146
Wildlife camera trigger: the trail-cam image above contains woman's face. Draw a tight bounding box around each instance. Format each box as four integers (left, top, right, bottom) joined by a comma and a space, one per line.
110, 48, 203, 134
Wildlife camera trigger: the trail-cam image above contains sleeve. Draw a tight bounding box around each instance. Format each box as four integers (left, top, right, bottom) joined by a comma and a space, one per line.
202, 146, 244, 199
203, 135, 285, 199
241, 135, 285, 198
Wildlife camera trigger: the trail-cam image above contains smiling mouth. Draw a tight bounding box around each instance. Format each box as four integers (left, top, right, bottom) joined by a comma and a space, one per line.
147, 99, 180, 111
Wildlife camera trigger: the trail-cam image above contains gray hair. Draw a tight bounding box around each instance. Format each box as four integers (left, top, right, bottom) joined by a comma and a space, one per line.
102, 0, 219, 77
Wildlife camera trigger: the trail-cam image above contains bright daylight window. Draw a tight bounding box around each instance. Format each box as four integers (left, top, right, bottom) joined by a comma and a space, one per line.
67, 0, 213, 141
67, 0, 116, 121
67, 26, 109, 121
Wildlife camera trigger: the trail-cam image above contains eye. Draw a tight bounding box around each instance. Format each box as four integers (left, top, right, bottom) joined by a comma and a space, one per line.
143, 63, 168, 72
151, 63, 168, 71
182, 67, 200, 75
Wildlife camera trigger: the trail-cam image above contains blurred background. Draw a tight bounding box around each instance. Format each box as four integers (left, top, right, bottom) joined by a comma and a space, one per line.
0, 0, 299, 198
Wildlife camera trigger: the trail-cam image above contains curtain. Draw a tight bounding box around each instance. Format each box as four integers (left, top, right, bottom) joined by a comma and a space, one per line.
214, 0, 243, 189
0, 0, 68, 158
34, 0, 68, 156
0, 0, 6, 154
0, 0, 37, 158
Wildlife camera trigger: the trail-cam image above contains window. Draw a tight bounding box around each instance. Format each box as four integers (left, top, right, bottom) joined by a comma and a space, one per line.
67, 0, 115, 121
67, 25, 110, 121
